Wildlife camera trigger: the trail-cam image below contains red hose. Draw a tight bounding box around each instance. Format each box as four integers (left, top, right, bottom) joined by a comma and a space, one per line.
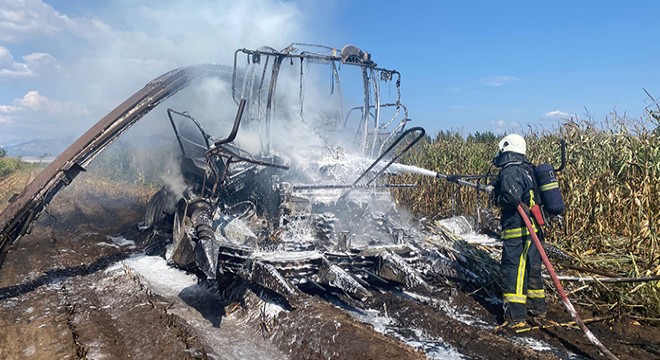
516, 205, 618, 360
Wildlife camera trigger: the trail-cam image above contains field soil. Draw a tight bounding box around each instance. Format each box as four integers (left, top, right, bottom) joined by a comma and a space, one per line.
0, 170, 658, 359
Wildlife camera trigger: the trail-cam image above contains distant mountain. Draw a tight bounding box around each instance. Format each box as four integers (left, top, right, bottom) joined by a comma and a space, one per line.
4, 137, 73, 158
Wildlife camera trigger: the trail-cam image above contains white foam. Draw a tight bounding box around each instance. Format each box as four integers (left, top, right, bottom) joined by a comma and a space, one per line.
106, 255, 197, 297
106, 236, 136, 247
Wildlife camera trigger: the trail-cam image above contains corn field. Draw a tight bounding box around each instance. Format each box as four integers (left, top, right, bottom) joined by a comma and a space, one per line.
393, 116, 660, 320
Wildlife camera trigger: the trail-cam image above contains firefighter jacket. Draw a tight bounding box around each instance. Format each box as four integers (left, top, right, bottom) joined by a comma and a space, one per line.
492, 153, 541, 238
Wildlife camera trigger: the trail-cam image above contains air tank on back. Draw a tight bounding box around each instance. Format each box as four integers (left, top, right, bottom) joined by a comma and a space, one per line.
534, 163, 565, 215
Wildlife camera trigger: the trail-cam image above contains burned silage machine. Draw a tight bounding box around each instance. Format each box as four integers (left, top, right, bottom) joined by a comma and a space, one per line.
0, 44, 489, 304
143, 44, 437, 301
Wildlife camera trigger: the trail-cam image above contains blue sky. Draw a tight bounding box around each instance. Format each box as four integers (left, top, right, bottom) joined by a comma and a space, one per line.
1, 0, 659, 146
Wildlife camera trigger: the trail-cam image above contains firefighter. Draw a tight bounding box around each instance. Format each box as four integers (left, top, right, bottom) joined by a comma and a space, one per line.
492, 134, 547, 328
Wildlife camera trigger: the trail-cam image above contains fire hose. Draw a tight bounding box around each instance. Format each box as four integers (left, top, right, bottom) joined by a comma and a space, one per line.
434, 172, 618, 360
516, 204, 619, 360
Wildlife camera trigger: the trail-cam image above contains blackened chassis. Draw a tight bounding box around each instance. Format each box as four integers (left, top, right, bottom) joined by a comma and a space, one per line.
152, 99, 430, 301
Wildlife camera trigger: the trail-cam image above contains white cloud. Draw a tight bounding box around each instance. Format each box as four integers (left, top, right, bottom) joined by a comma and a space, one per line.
0, 90, 91, 144
17, 90, 47, 110
16, 90, 89, 116
0, 91, 89, 119
0, 90, 91, 141
482, 75, 521, 87
0, 46, 29, 77
544, 110, 571, 118
491, 118, 519, 132
0, 45, 58, 78
492, 119, 508, 131
0, 0, 72, 42
0, 104, 20, 113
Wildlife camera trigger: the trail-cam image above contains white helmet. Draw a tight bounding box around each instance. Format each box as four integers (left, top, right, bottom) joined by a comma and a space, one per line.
498, 134, 526, 155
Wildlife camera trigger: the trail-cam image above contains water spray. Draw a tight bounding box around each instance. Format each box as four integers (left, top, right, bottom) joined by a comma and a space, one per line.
388, 163, 494, 193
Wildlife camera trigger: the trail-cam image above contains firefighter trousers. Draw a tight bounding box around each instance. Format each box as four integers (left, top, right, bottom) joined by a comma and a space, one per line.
500, 231, 547, 322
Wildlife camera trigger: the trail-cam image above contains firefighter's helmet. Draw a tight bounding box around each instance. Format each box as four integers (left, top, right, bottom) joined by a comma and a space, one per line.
498, 134, 526, 156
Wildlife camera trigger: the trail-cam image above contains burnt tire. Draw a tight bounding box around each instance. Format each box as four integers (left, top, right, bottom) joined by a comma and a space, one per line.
144, 188, 174, 230
169, 198, 196, 269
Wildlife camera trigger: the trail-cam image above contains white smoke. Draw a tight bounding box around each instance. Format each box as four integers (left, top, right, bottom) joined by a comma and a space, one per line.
0, 0, 330, 144
159, 155, 189, 198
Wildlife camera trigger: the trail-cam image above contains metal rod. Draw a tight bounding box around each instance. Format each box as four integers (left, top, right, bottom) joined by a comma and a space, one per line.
435, 173, 494, 193
361, 68, 370, 154
214, 98, 246, 147
555, 139, 567, 172
264, 55, 284, 154
353, 127, 426, 187
293, 183, 416, 190
542, 274, 660, 283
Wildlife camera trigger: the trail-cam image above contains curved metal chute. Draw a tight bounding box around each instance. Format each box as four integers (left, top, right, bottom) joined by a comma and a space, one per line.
0, 64, 232, 262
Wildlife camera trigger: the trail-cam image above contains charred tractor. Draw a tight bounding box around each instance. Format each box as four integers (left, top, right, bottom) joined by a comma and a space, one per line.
0, 44, 497, 304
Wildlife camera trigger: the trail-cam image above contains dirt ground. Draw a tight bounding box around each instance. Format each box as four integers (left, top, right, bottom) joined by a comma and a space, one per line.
1, 171, 659, 360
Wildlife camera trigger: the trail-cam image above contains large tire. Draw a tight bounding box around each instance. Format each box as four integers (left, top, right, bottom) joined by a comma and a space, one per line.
144, 188, 170, 229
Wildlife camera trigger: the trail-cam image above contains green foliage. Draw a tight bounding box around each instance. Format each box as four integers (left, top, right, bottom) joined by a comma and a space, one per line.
467, 131, 498, 144
650, 110, 660, 137
0, 157, 32, 178
433, 129, 463, 142
0, 147, 5, 158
